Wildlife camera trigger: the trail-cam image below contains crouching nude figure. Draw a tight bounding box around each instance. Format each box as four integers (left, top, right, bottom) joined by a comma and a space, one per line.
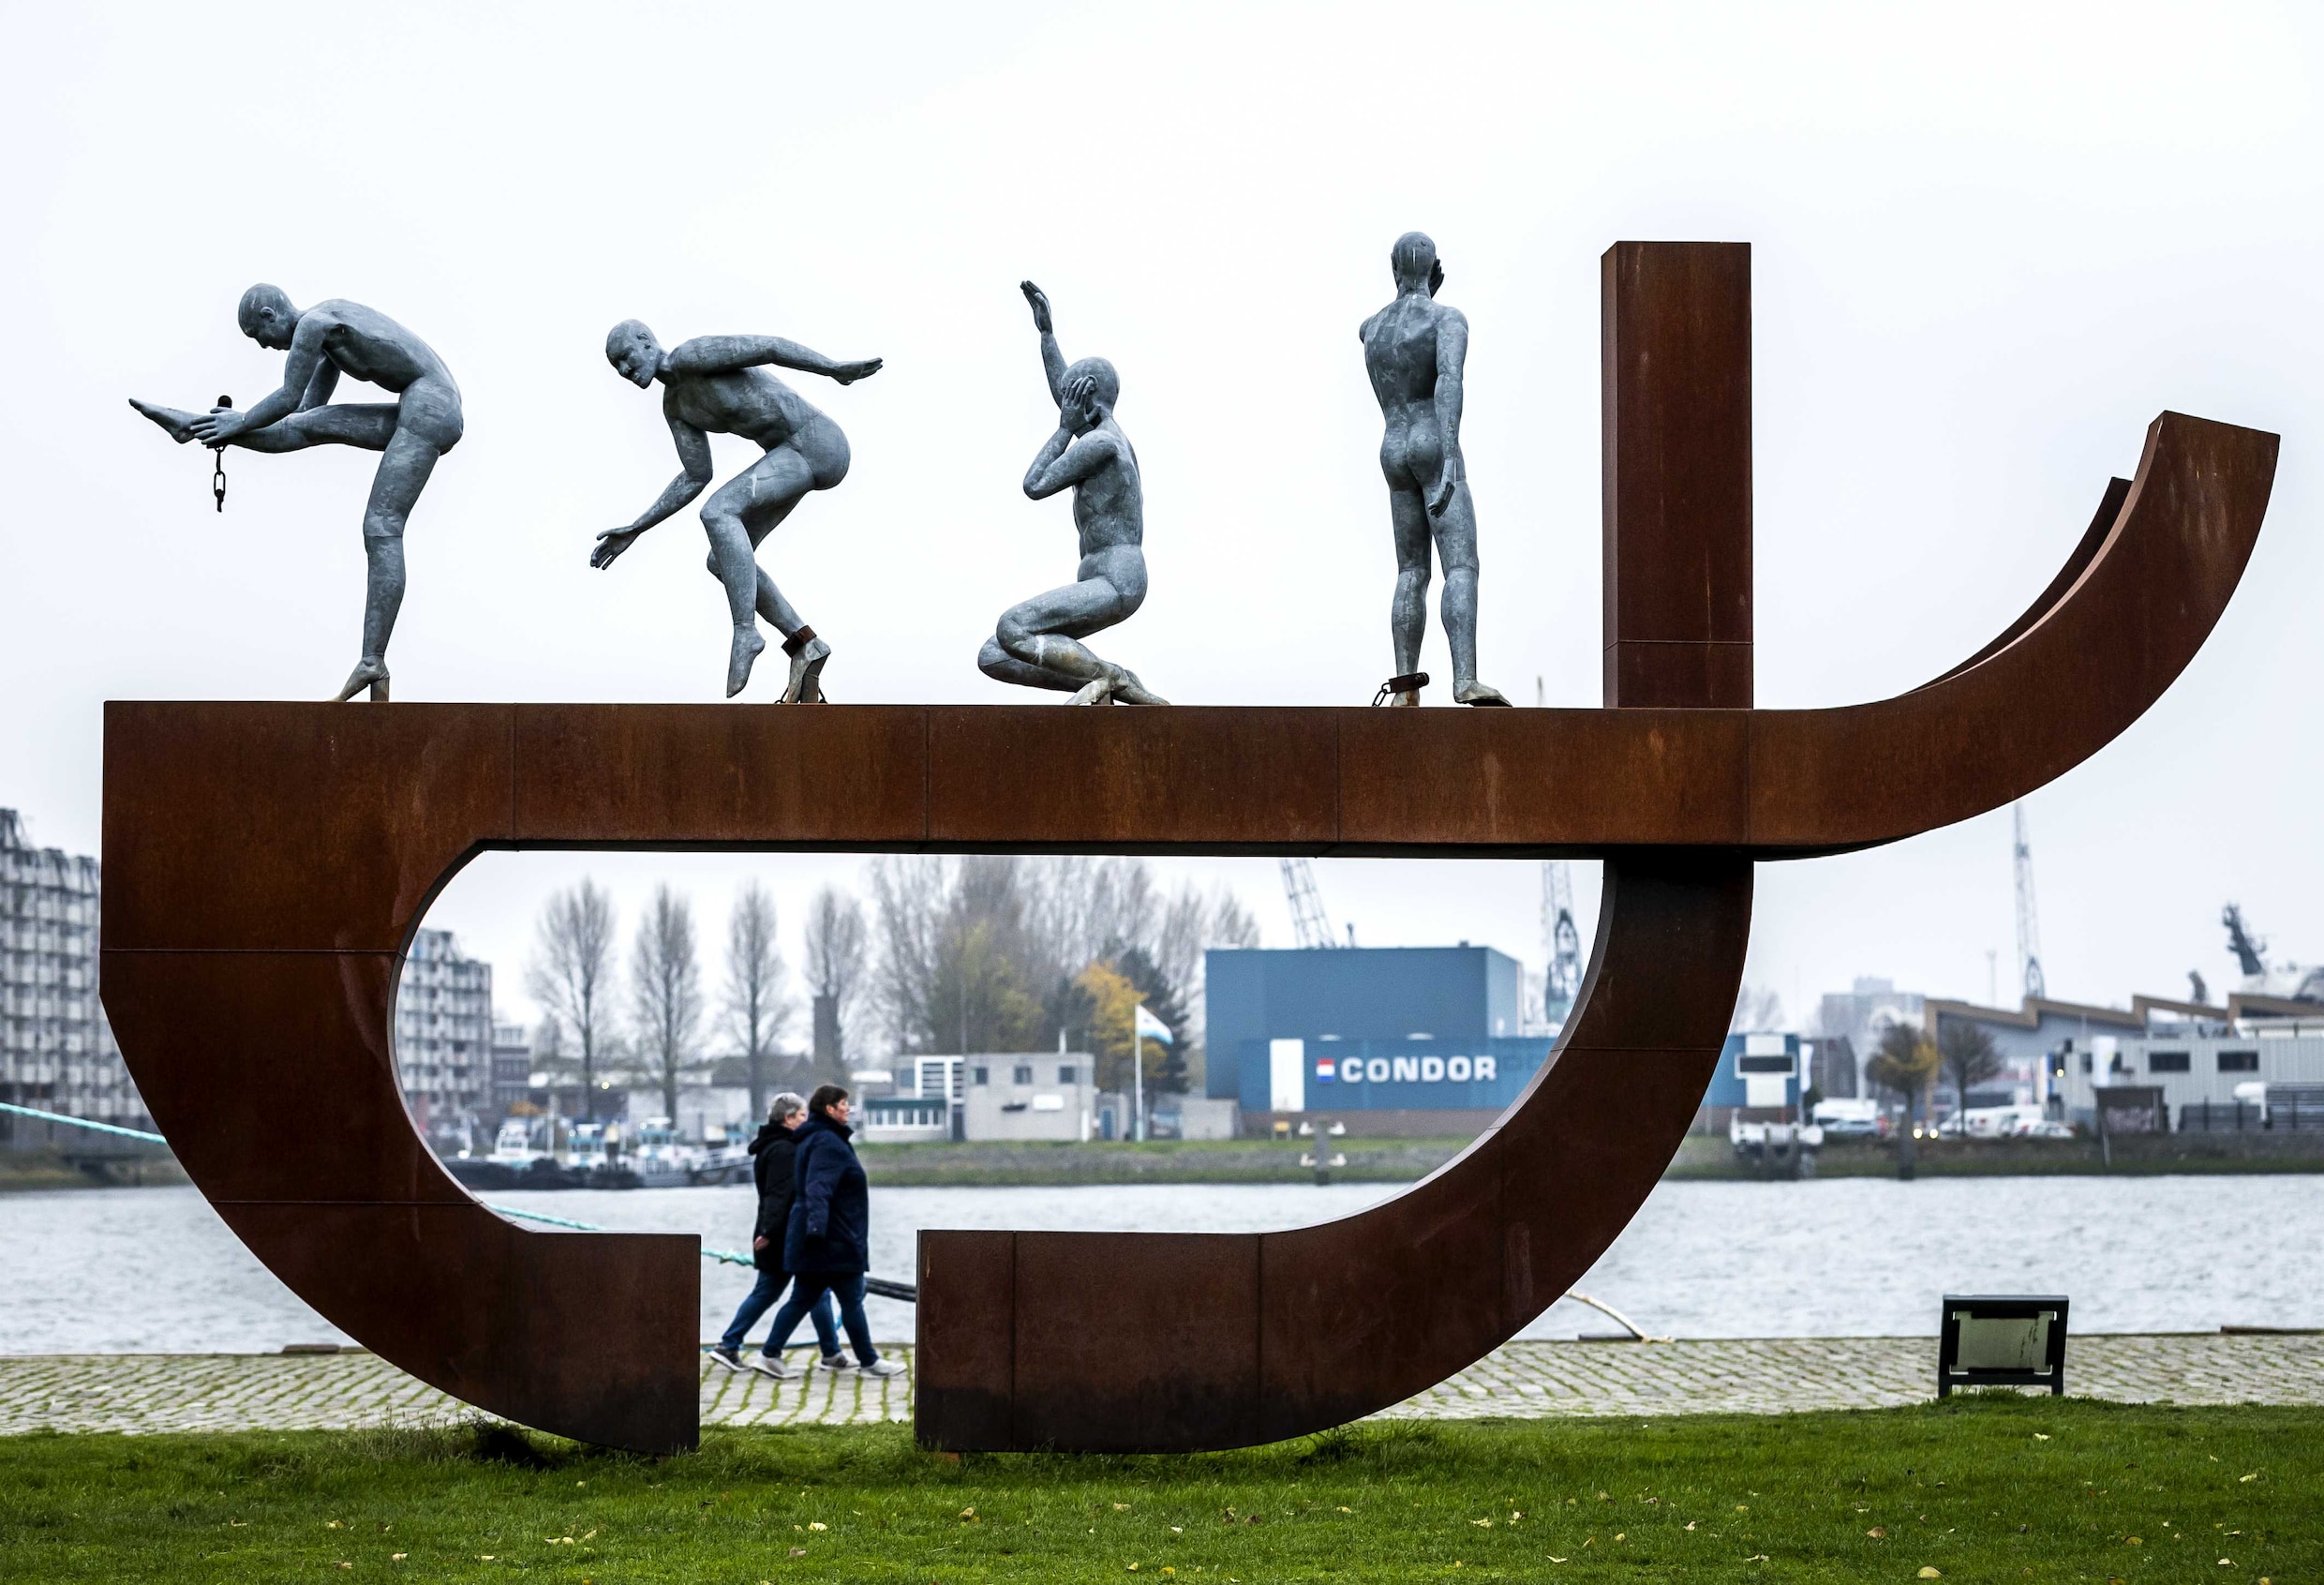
978, 282, 1166, 706
592, 321, 881, 700
1361, 232, 1508, 706
129, 286, 462, 702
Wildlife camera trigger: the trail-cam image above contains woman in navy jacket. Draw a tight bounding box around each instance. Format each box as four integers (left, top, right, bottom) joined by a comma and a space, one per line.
761, 1084, 901, 1376
707, 1092, 841, 1376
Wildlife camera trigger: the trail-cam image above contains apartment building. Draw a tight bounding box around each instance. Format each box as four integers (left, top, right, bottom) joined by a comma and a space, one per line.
395, 929, 495, 1147
0, 809, 146, 1148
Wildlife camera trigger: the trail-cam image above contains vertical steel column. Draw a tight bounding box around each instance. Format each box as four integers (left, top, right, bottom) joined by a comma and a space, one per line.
1601, 242, 1752, 709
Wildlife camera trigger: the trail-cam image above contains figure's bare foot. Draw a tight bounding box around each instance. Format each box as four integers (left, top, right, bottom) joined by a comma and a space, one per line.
1110, 666, 1169, 706
1456, 680, 1512, 707
1390, 689, 1421, 707
1066, 672, 1117, 706
335, 659, 391, 703
780, 631, 829, 703
128, 398, 202, 444
728, 625, 768, 698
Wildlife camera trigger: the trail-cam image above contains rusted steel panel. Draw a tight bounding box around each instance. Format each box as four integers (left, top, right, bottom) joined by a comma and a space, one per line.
101, 701, 513, 952
1601, 241, 1753, 707
1334, 706, 1750, 852
97, 949, 462, 1205
1009, 1232, 1261, 1452
1747, 413, 2278, 854
513, 703, 930, 848
928, 706, 1339, 852
915, 1230, 1015, 1450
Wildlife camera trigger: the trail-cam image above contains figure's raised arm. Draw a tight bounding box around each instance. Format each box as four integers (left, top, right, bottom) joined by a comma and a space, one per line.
1427, 309, 1470, 516
665, 335, 882, 384
592, 411, 712, 569
1021, 281, 1066, 407
191, 318, 329, 443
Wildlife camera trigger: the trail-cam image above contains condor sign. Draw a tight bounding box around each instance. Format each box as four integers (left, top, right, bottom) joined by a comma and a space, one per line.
1244, 1036, 1553, 1114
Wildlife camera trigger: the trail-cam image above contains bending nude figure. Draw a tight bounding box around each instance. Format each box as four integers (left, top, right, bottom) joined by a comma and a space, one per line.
130, 287, 462, 702
1361, 232, 1508, 706
593, 321, 881, 700
977, 282, 1166, 706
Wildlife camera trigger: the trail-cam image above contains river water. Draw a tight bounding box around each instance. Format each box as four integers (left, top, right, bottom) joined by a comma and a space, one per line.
4, 1175, 2319, 1354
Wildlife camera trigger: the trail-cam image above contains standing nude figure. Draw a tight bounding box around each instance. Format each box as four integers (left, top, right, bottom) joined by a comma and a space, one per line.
1361, 232, 1508, 706
129, 286, 462, 702
593, 321, 882, 700
977, 282, 1166, 706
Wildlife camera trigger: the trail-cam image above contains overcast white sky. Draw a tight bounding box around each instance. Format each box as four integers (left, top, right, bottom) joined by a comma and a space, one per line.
4, 2, 2319, 1036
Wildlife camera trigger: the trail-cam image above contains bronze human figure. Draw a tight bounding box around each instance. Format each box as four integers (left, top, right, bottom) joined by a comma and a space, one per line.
130, 287, 463, 702
978, 282, 1166, 706
1361, 232, 1508, 706
593, 321, 882, 701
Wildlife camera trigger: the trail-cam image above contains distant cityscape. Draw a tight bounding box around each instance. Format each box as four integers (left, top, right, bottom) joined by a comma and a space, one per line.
6, 803, 2322, 1163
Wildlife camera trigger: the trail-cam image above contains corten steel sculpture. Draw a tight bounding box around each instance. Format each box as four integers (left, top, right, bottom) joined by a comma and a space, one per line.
592, 320, 884, 702
129, 287, 464, 703
100, 244, 2277, 1457
976, 282, 1166, 705
1361, 232, 1508, 708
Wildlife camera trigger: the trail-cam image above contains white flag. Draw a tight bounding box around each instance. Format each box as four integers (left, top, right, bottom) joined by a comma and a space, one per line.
1134, 1003, 1174, 1045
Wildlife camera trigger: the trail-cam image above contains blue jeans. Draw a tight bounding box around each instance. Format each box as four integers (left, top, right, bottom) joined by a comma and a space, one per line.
720, 1269, 839, 1357
766, 1271, 877, 1367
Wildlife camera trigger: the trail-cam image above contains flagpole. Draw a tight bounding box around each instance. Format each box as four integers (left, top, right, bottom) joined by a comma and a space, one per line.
1132, 994, 1146, 1144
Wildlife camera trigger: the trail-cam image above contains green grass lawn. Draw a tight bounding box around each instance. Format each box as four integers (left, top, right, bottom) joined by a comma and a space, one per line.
2, 1398, 2315, 1581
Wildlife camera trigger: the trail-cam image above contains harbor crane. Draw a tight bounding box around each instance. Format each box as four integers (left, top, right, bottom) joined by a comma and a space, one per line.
1279, 859, 1343, 949
1541, 861, 1584, 1025
2013, 802, 2045, 999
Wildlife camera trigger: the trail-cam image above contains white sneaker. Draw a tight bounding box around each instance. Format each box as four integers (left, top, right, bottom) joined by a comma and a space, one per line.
708, 1346, 748, 1374
746, 1353, 797, 1380
859, 1358, 905, 1378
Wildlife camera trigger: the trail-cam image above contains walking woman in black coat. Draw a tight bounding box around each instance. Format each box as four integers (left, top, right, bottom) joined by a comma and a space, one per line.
708, 1092, 841, 1376
760, 1084, 902, 1376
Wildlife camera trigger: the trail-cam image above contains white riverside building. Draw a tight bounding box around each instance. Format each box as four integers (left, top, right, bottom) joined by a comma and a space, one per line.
0, 809, 148, 1147
394, 928, 496, 1149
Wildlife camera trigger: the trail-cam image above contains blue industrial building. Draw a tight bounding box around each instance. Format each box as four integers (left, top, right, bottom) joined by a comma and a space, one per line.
1205, 946, 1548, 1126
1701, 1032, 1806, 1117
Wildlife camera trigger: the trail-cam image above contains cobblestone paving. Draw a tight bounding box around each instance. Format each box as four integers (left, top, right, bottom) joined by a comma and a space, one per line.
3, 1334, 2318, 1437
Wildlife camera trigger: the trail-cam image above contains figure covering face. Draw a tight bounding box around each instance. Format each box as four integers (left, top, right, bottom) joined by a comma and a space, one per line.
591, 319, 883, 700
129, 286, 464, 702
1360, 233, 1509, 706
976, 282, 1167, 706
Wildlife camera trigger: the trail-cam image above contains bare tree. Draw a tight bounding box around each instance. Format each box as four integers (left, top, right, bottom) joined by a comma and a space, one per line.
803, 881, 869, 1078
1937, 1021, 2004, 1115
1729, 983, 1786, 1034
631, 884, 704, 1122
525, 879, 617, 1119
723, 881, 789, 1120
1153, 879, 1259, 1083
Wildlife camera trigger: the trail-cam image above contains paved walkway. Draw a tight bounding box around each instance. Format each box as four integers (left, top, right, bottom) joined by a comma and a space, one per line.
3, 1334, 2318, 1437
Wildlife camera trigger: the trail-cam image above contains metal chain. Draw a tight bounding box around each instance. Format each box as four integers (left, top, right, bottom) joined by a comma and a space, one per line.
209, 394, 230, 511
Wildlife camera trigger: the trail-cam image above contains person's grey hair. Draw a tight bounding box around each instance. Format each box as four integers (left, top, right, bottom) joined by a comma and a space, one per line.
768, 1091, 807, 1123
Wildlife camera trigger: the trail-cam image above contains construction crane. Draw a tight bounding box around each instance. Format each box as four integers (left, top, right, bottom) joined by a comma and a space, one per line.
1541, 861, 1584, 1025
1280, 859, 1341, 949
2013, 802, 2045, 1000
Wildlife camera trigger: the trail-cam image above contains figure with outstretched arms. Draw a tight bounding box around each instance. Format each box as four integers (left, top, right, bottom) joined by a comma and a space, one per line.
130, 286, 463, 702
1361, 232, 1508, 707
977, 282, 1167, 706
594, 321, 882, 700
